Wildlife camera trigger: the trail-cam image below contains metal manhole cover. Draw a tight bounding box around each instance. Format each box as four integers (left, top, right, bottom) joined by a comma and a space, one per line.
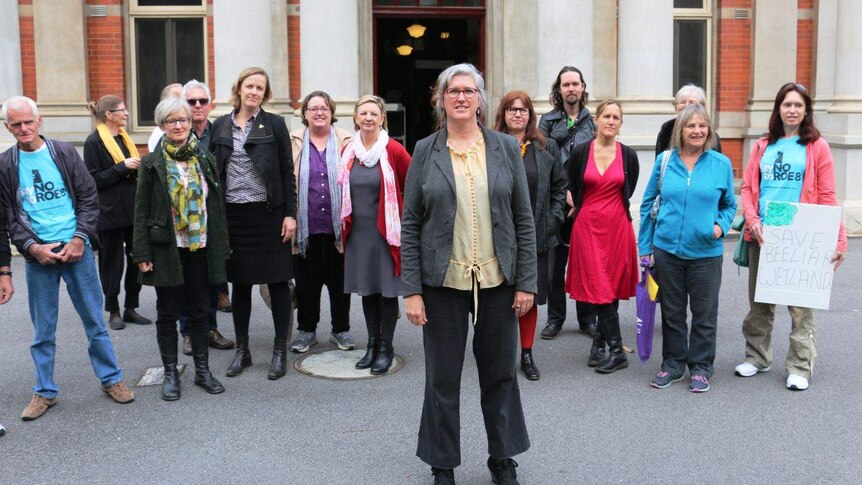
293, 349, 404, 380
135, 364, 188, 387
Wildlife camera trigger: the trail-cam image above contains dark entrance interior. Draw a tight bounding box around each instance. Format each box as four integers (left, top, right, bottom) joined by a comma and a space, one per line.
375, 17, 482, 152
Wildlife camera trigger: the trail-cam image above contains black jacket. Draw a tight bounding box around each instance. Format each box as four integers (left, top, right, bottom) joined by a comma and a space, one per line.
538, 107, 597, 165
529, 139, 568, 253
654, 117, 723, 157
0, 197, 10, 267
0, 137, 101, 261
567, 140, 640, 222
83, 131, 138, 231
209, 108, 296, 218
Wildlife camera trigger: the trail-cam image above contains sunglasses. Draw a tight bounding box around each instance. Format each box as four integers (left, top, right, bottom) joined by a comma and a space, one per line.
186, 98, 210, 107
781, 82, 808, 94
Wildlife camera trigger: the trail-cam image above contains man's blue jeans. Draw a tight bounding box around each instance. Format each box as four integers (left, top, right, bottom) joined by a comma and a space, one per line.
25, 245, 123, 398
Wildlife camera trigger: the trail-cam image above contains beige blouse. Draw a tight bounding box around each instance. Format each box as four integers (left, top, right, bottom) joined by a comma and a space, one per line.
442, 134, 504, 294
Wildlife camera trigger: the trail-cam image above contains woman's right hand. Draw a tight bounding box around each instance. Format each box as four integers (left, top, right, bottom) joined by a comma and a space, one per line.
641, 254, 653, 268
138, 261, 153, 273
749, 221, 766, 245
124, 157, 141, 170
405, 294, 427, 326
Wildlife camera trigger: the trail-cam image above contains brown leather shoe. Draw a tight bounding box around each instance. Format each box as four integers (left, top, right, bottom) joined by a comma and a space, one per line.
209, 329, 235, 349
21, 394, 57, 421
217, 292, 232, 313
182, 335, 193, 356
101, 381, 135, 404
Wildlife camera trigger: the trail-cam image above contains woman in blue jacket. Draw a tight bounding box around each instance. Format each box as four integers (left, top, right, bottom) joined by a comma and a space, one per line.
638, 103, 736, 393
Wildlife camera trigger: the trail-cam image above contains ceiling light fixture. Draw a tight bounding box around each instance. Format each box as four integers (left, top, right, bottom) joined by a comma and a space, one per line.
406, 23, 427, 38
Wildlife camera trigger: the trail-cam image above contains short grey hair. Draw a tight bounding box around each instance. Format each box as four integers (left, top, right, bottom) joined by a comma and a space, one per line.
160, 83, 183, 101
431, 63, 489, 128
2, 96, 39, 120
674, 84, 707, 108
182, 79, 211, 101
154, 96, 192, 127
671, 103, 716, 152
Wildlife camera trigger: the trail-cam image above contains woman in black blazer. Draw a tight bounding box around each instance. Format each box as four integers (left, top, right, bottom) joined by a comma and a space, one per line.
84, 95, 151, 330
209, 67, 296, 381
493, 90, 567, 381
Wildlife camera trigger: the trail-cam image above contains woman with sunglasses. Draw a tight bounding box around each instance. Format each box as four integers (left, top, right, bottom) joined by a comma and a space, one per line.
493, 90, 567, 381
737, 82, 847, 391
84, 95, 151, 331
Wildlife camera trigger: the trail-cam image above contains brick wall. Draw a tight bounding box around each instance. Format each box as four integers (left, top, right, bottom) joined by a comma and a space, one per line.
796, 0, 814, 89
715, 0, 753, 176
86, 0, 125, 102
19, 0, 36, 100
288, 0, 301, 108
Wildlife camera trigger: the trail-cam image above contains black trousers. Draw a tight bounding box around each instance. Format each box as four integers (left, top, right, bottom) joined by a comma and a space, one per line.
417, 284, 530, 469
154, 249, 210, 345
548, 242, 597, 327
98, 225, 141, 313
293, 234, 350, 333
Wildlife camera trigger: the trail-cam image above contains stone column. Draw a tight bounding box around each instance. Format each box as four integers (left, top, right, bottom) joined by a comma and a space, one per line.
0, 1, 23, 149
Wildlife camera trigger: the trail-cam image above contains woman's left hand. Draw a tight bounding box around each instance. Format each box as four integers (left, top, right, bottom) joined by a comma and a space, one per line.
281, 216, 297, 243
713, 224, 722, 239
512, 291, 534, 318
831, 250, 846, 271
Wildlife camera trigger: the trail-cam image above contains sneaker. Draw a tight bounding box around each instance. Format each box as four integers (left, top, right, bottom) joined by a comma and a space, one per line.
689, 375, 710, 393
101, 381, 135, 404
182, 335, 193, 356
734, 362, 771, 377
329, 332, 356, 351
290, 331, 318, 353
650, 371, 684, 389
0, 422, 6, 437
21, 394, 57, 421
487, 457, 520, 484
209, 329, 235, 349
431, 467, 455, 485
786, 374, 809, 391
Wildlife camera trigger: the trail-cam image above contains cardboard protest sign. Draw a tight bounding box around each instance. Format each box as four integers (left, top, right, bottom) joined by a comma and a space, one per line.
754, 201, 842, 310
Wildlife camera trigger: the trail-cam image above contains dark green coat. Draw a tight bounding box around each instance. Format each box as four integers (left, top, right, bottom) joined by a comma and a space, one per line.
132, 141, 229, 287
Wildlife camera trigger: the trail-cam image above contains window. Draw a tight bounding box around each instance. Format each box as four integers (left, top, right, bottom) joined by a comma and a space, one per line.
129, 1, 207, 127
673, 0, 713, 98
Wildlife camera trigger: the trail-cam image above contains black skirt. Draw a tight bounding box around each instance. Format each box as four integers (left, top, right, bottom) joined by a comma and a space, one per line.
225, 202, 293, 285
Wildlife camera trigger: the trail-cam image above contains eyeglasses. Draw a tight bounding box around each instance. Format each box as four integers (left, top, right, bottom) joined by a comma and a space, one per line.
108, 108, 128, 114
781, 82, 808, 94
445, 88, 478, 99
505, 107, 529, 116
163, 118, 190, 127
306, 107, 331, 114
186, 98, 209, 107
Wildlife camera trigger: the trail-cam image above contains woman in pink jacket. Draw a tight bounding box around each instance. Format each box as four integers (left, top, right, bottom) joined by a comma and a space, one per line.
737, 82, 847, 391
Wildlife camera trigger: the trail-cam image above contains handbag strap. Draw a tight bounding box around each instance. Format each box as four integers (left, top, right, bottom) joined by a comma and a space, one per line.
657, 150, 671, 194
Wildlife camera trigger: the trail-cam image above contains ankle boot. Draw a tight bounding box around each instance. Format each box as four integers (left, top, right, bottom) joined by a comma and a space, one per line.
520, 348, 540, 380
355, 337, 378, 369
595, 316, 628, 374
158, 338, 180, 401
225, 336, 252, 377
370, 340, 394, 375
587, 324, 606, 367
191, 332, 225, 394
268, 338, 287, 380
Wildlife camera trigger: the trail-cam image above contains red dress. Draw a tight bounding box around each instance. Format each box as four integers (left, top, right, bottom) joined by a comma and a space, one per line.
565, 142, 638, 304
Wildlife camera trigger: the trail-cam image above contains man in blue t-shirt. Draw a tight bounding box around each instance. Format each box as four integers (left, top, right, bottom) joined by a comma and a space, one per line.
0, 96, 135, 422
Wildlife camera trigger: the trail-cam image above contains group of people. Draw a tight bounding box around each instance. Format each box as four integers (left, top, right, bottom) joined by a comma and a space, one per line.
0, 62, 848, 485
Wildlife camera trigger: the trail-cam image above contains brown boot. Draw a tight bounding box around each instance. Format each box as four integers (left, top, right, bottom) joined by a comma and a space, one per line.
101, 381, 135, 404
217, 292, 232, 313
182, 335, 193, 356
209, 329, 235, 349
21, 394, 57, 421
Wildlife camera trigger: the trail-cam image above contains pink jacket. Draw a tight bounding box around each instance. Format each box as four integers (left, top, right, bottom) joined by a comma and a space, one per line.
741, 136, 847, 252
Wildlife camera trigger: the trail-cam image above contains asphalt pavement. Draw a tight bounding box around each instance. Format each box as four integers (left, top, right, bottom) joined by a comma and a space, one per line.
1, 240, 860, 484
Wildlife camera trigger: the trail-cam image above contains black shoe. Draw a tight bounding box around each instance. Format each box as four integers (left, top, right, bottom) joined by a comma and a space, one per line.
540, 322, 562, 340
191, 332, 224, 394
431, 467, 455, 485
520, 349, 540, 381
580, 320, 598, 339
487, 457, 520, 484
162, 363, 181, 401
594, 316, 628, 374
268, 338, 287, 380
370, 341, 394, 375
108, 312, 125, 330
122, 309, 152, 325
587, 324, 606, 367
225, 338, 252, 377
355, 338, 378, 370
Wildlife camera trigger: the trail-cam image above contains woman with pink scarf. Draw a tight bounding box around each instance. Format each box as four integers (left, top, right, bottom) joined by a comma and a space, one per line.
339, 95, 411, 375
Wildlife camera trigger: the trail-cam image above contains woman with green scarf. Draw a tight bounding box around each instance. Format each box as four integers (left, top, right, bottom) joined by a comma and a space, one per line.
133, 96, 230, 401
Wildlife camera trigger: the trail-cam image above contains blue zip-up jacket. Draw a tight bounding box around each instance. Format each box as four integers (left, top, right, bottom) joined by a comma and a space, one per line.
638, 148, 736, 259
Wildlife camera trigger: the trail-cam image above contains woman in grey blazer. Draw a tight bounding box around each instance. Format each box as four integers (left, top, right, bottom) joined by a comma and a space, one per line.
493, 90, 567, 382
402, 64, 537, 485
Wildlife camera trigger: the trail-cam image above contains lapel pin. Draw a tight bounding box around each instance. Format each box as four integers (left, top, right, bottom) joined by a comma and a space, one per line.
259, 124, 264, 129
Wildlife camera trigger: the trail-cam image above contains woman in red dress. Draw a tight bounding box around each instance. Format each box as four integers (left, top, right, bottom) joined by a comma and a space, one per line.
565, 99, 639, 373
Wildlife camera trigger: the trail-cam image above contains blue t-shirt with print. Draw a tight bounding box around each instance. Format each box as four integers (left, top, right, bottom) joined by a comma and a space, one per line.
758, 136, 806, 219
17, 144, 78, 243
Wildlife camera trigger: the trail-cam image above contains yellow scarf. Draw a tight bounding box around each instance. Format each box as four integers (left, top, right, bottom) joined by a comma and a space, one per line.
96, 123, 139, 164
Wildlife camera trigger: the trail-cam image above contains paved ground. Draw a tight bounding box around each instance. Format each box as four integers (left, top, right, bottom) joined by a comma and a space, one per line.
1, 240, 861, 485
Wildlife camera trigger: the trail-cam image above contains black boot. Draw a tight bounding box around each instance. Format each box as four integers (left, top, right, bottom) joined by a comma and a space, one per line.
431, 467, 456, 484
595, 316, 628, 374
370, 341, 394, 375
157, 338, 180, 401
191, 332, 225, 393
487, 457, 520, 484
225, 336, 252, 377
520, 349, 540, 380
587, 324, 606, 368
355, 337, 378, 370
268, 338, 287, 380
